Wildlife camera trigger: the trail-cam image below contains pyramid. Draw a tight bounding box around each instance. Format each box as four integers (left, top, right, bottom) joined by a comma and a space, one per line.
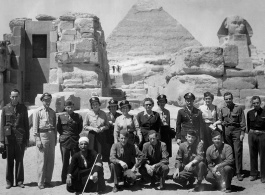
106, 0, 201, 57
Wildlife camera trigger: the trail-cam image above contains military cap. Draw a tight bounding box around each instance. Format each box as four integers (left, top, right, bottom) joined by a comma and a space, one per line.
64, 100, 74, 106
157, 94, 167, 103
119, 130, 129, 137
186, 130, 197, 137
184, 92, 195, 100
148, 130, 157, 136
108, 99, 118, 108
211, 130, 221, 138
89, 96, 100, 104
119, 100, 132, 110
40, 93, 52, 101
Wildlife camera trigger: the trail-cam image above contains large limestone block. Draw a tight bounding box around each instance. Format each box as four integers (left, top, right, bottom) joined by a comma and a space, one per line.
220, 89, 240, 98
222, 77, 256, 89
49, 68, 58, 83
225, 68, 263, 77
240, 89, 265, 99
165, 74, 220, 107
35, 92, 80, 112
35, 14, 57, 21
43, 83, 62, 94
74, 38, 94, 52
58, 21, 74, 31
50, 31, 58, 42
75, 18, 94, 29
60, 34, 75, 41
145, 74, 166, 88
256, 75, 265, 89
62, 29, 76, 35
168, 46, 224, 77
223, 44, 238, 67
9, 18, 32, 32
57, 41, 71, 52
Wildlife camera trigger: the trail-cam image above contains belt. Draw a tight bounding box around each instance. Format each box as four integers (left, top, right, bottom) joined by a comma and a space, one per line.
249, 129, 265, 134
39, 128, 54, 133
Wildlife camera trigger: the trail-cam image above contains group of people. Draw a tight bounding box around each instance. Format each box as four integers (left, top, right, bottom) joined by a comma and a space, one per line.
0, 89, 265, 194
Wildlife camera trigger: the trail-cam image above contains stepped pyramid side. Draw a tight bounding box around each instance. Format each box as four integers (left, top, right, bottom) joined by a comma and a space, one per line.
107, 3, 201, 57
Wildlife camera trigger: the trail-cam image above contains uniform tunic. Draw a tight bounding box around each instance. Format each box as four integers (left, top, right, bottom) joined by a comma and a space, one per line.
33, 106, 57, 186
174, 141, 205, 183
219, 103, 246, 174
0, 103, 29, 186
83, 110, 109, 162
206, 143, 234, 188
247, 108, 265, 179
114, 114, 142, 144
67, 150, 105, 193
155, 107, 172, 157
57, 112, 83, 183
176, 106, 204, 142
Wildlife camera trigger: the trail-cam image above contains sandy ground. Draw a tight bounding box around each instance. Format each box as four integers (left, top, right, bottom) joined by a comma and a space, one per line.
1, 135, 265, 195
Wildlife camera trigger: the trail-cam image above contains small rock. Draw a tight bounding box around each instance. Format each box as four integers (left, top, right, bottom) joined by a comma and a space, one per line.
35, 14, 57, 21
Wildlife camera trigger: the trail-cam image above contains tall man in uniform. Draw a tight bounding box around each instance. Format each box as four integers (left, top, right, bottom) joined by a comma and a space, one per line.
246, 96, 265, 182
173, 130, 206, 191
110, 130, 146, 193
176, 93, 204, 144
139, 130, 169, 190
218, 92, 246, 181
0, 89, 29, 189
33, 93, 57, 189
57, 100, 83, 184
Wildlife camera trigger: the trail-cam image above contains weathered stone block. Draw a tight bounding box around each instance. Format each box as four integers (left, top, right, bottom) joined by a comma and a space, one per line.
223, 44, 238, 67
168, 46, 224, 77
240, 89, 265, 99
50, 31, 58, 42
49, 68, 58, 83
43, 83, 62, 94
220, 89, 240, 97
68, 52, 90, 63
60, 34, 75, 41
256, 75, 265, 89
55, 52, 70, 64
222, 77, 256, 90
89, 52, 98, 63
81, 32, 94, 38
74, 38, 94, 52
80, 28, 94, 34
75, 18, 94, 29
8, 44, 20, 56
57, 41, 70, 52
3, 34, 12, 41
62, 29, 76, 35
58, 21, 74, 31
50, 53, 58, 68
225, 68, 263, 77
10, 36, 21, 45
9, 18, 31, 32
50, 42, 57, 52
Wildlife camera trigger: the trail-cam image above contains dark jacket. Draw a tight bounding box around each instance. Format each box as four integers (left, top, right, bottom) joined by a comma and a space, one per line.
246, 108, 265, 132
0, 102, 29, 144
110, 142, 146, 169
57, 112, 83, 149
136, 111, 161, 141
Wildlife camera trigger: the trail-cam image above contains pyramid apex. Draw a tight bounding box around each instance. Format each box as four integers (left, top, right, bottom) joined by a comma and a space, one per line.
135, 0, 162, 11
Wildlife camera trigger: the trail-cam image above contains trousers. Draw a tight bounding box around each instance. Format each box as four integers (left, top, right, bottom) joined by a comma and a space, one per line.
36, 131, 55, 186
206, 165, 234, 189
224, 128, 242, 174
110, 163, 137, 185
6, 140, 25, 186
248, 132, 265, 179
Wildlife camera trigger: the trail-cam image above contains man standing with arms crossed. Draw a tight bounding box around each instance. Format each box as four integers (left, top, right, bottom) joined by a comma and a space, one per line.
33, 93, 57, 189
0, 89, 29, 189
218, 92, 246, 181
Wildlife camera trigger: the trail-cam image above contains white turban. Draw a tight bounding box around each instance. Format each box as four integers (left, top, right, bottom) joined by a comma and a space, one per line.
79, 137, 89, 144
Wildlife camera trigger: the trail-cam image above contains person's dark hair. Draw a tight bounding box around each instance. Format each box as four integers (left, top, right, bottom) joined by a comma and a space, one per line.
251, 96, 261, 103
223, 92, 233, 99
10, 89, 20, 95
143, 97, 154, 105
204, 92, 214, 100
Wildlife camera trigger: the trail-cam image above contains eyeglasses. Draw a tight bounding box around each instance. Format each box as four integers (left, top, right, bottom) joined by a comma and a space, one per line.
145, 104, 153, 106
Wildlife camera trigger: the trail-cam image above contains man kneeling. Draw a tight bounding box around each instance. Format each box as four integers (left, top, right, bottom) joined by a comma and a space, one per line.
205, 131, 234, 193
139, 130, 169, 190
110, 130, 146, 193
66, 137, 105, 193
173, 130, 206, 191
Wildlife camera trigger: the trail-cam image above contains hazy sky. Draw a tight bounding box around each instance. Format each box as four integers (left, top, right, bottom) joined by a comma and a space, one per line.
1, 0, 265, 50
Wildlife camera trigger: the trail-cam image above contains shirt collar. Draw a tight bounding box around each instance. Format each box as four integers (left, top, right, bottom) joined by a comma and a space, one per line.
143, 110, 154, 116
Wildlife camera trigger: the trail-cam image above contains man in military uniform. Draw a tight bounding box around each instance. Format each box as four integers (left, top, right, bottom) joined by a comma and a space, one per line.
33, 93, 57, 189
0, 89, 29, 189
218, 92, 246, 181
176, 93, 204, 144
57, 100, 83, 184
246, 96, 265, 183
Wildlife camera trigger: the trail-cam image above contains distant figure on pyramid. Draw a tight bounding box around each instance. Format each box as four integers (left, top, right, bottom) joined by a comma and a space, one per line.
112, 66, 116, 73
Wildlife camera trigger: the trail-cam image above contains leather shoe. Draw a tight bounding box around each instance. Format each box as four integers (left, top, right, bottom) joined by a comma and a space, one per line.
250, 176, 258, 181
6, 184, 12, 189
237, 174, 243, 181
261, 178, 265, 183
17, 183, 25, 188
156, 184, 166, 190
38, 185, 45, 190
112, 185, 119, 193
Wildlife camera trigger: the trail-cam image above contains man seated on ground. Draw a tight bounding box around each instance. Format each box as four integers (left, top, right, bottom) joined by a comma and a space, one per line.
66, 137, 105, 193
173, 130, 206, 191
205, 130, 234, 193
110, 130, 146, 193
139, 130, 169, 190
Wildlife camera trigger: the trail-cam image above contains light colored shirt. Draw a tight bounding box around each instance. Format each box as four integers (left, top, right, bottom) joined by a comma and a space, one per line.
33, 106, 57, 139
83, 109, 109, 131
114, 114, 142, 143
199, 104, 218, 123
155, 107, 170, 126
143, 110, 154, 117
